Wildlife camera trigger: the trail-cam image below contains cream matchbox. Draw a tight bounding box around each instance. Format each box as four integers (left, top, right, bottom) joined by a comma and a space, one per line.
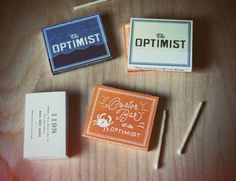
128, 18, 193, 72
23, 92, 67, 159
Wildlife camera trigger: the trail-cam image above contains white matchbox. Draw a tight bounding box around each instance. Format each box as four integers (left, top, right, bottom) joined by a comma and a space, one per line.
23, 91, 68, 159
128, 18, 193, 72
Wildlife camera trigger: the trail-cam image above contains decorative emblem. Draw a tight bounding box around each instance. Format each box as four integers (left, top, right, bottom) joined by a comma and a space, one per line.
93, 113, 113, 131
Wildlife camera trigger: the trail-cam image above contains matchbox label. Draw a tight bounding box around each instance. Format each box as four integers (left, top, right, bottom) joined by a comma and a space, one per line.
128, 18, 193, 71
42, 14, 111, 74
83, 86, 159, 150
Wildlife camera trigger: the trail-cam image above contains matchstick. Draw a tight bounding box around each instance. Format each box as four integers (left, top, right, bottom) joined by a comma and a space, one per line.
73, 0, 109, 11
177, 101, 204, 155
154, 110, 167, 169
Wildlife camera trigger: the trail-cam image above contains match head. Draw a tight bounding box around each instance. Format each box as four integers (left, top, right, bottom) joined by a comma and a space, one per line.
177, 149, 183, 155
153, 162, 158, 170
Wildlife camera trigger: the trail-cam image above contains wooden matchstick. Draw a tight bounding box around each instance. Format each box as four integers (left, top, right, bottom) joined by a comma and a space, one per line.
73, 0, 109, 11
154, 110, 167, 169
177, 101, 204, 155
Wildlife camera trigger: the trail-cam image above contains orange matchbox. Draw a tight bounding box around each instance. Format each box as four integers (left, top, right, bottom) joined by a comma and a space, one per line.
82, 85, 159, 151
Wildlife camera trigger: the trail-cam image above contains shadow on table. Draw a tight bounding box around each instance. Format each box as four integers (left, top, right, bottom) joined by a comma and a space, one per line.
101, 13, 121, 60
67, 93, 82, 157
192, 18, 212, 71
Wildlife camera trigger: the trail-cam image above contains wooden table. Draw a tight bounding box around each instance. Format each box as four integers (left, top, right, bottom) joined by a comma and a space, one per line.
0, 0, 236, 180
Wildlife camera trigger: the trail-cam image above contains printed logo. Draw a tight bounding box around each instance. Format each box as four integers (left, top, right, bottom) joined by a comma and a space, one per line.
93, 113, 113, 131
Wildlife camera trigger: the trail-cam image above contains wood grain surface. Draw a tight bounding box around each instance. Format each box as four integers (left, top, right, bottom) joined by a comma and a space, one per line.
0, 0, 236, 180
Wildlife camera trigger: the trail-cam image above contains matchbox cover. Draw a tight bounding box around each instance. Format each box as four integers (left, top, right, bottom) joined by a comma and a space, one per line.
42, 14, 111, 74
82, 85, 159, 151
128, 18, 193, 72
